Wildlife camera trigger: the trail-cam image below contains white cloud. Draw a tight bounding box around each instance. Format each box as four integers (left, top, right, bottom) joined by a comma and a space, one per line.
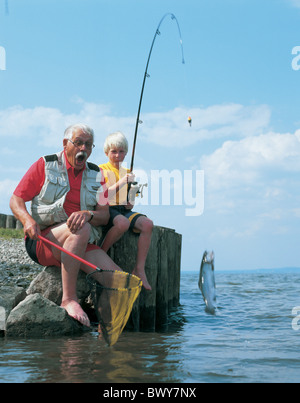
198, 129, 300, 240
0, 179, 19, 214
139, 104, 271, 147
0, 101, 270, 153
201, 130, 300, 191
0, 179, 19, 195
288, 0, 300, 8
0, 100, 135, 150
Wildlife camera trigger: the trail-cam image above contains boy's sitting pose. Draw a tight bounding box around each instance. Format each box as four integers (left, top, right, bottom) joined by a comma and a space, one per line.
99, 132, 153, 290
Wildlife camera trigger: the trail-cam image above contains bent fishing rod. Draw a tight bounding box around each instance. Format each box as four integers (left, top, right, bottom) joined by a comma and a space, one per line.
130, 13, 185, 173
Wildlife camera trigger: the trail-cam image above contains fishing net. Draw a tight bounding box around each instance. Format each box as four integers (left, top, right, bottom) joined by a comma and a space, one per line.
87, 269, 142, 346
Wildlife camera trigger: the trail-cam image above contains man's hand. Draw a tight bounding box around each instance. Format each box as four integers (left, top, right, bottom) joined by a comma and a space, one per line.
23, 217, 41, 240
66, 211, 90, 234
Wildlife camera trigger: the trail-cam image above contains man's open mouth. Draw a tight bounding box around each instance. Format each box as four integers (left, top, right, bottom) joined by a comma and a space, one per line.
75, 151, 87, 164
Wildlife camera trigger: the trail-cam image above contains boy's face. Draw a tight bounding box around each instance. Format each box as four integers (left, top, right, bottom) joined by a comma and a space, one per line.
106, 145, 127, 167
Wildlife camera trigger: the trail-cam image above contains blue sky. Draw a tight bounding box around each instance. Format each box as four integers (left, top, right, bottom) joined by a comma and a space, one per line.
1, 0, 300, 271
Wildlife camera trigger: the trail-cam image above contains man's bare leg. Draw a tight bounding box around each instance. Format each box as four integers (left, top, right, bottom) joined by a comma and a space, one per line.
46, 223, 91, 327
46, 222, 125, 327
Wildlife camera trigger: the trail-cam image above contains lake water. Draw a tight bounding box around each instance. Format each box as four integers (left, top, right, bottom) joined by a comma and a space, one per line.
1, 270, 300, 384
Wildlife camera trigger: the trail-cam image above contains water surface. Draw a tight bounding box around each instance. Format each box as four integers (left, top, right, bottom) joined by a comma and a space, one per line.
1, 270, 300, 383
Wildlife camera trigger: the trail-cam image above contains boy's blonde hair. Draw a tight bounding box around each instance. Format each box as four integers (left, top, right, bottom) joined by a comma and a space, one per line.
104, 131, 128, 154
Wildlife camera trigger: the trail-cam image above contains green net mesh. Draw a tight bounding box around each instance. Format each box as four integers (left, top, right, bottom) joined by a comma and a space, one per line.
87, 269, 142, 346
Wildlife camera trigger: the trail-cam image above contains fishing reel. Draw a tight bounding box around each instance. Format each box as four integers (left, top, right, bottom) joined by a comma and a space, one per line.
127, 182, 148, 204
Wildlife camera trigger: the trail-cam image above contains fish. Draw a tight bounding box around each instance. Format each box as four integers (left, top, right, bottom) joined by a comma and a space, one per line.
198, 251, 217, 314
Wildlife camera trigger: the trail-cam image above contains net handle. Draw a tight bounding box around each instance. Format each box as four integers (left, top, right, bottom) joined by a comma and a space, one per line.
38, 235, 99, 272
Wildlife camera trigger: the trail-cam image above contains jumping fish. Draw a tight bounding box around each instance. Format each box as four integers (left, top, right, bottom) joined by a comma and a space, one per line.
198, 251, 217, 314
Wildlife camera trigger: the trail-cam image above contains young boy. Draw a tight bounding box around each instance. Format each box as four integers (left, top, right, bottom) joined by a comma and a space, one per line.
99, 131, 153, 290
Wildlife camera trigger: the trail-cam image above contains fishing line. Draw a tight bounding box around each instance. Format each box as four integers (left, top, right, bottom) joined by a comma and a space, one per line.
130, 13, 185, 172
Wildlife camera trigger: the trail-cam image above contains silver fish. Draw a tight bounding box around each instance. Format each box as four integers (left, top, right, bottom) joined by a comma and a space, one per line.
198, 251, 217, 314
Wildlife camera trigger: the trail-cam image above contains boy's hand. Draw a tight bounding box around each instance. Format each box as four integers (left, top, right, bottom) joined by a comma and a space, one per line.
126, 173, 136, 184
125, 202, 134, 210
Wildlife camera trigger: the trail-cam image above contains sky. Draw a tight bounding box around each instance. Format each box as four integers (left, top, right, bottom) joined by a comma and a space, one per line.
1, 0, 300, 271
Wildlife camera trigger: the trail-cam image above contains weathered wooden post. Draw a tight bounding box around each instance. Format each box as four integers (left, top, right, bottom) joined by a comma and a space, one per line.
6, 215, 16, 229
0, 214, 7, 228
107, 225, 182, 332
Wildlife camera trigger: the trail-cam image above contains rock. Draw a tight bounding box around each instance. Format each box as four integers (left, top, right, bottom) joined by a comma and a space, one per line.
5, 293, 87, 337
27, 266, 90, 305
0, 285, 27, 333
0, 238, 42, 288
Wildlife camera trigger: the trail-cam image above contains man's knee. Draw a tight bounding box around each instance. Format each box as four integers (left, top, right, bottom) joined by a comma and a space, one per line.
71, 222, 91, 241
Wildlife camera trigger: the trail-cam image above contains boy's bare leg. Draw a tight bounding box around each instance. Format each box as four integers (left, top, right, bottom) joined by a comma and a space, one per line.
132, 217, 153, 291
101, 215, 130, 252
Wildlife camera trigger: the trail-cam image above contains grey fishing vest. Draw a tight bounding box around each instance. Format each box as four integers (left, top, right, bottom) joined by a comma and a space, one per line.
31, 151, 103, 244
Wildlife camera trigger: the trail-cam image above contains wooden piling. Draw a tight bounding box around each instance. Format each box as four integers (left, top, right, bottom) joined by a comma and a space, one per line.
0, 214, 22, 230
107, 225, 182, 332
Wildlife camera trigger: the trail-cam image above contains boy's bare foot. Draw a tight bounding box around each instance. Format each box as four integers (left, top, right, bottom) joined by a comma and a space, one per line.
61, 299, 90, 327
132, 268, 152, 291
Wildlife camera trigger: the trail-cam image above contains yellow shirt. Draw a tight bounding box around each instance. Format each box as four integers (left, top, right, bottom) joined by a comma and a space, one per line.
99, 161, 129, 206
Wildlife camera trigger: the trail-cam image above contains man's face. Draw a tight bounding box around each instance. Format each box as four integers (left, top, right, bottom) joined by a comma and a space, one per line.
63, 128, 94, 171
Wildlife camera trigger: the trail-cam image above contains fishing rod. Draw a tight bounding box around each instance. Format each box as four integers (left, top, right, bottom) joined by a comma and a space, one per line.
38, 234, 141, 283
38, 235, 99, 271
130, 13, 185, 173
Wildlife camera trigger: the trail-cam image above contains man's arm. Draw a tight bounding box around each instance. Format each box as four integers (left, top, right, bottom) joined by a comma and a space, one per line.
9, 194, 41, 240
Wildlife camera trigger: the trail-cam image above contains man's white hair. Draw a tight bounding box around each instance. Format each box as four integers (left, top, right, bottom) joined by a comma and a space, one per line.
64, 123, 94, 141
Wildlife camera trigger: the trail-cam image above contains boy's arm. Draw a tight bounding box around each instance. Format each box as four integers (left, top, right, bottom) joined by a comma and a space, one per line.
106, 173, 135, 197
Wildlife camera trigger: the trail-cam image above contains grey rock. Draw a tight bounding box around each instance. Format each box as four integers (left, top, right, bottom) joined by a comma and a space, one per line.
27, 266, 90, 305
0, 285, 27, 331
5, 293, 87, 337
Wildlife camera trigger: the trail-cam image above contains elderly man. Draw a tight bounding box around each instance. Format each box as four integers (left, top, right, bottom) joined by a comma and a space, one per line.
10, 123, 121, 327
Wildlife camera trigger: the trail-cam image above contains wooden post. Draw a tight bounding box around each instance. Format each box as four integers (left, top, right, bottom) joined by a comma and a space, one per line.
155, 226, 169, 330
6, 215, 16, 229
106, 225, 182, 332
0, 214, 6, 228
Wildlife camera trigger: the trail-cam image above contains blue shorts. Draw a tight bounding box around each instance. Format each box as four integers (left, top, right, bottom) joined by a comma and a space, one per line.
106, 206, 146, 233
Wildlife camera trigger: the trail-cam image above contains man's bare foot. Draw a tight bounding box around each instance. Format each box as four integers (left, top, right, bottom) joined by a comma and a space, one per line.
132, 269, 152, 291
61, 299, 90, 327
